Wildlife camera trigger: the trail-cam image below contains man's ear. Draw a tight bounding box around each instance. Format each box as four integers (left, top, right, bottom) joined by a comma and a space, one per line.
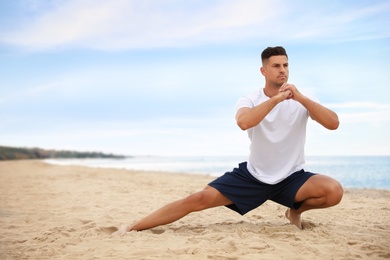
260, 66, 266, 76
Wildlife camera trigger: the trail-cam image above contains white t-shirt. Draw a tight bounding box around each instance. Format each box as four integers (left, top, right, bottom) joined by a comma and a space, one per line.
236, 89, 309, 184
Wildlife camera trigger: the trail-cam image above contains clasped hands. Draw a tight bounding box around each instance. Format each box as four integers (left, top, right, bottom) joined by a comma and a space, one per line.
278, 83, 302, 101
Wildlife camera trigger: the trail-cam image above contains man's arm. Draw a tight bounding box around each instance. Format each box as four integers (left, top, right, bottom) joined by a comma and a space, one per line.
280, 83, 339, 130
236, 90, 292, 131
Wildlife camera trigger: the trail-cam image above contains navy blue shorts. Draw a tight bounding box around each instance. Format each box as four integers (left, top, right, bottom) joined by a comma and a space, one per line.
208, 162, 315, 215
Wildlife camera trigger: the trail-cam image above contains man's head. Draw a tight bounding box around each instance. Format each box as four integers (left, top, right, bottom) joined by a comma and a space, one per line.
261, 46, 288, 66
260, 46, 289, 87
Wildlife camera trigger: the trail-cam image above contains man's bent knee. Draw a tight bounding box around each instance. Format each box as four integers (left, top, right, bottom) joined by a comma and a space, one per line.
328, 180, 343, 206
296, 175, 343, 206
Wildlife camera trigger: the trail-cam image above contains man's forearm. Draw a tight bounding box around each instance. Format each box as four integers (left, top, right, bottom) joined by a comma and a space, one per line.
236, 94, 285, 131
298, 95, 339, 130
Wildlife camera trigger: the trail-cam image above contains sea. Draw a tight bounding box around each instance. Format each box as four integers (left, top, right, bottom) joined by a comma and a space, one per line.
44, 155, 390, 190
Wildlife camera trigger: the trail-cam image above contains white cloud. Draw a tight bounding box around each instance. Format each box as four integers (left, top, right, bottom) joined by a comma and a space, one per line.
306, 100, 390, 155
0, 80, 69, 104
326, 102, 390, 110
324, 102, 390, 124
2, 0, 389, 50
288, 1, 390, 42
339, 111, 390, 124
1, 0, 280, 50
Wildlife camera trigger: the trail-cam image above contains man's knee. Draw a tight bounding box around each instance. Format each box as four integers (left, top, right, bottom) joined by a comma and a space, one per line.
183, 187, 228, 212
328, 180, 343, 206
183, 190, 213, 211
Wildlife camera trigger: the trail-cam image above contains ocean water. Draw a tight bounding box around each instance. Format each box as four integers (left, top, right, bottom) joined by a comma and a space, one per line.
45, 155, 390, 190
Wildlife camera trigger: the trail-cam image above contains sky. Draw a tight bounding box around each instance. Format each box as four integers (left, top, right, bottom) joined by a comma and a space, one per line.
0, 0, 389, 156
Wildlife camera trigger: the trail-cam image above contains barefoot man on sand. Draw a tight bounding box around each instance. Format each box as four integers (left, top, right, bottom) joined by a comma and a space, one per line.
114, 46, 343, 235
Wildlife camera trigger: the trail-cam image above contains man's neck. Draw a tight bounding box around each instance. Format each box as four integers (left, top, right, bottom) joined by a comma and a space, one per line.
263, 84, 281, 98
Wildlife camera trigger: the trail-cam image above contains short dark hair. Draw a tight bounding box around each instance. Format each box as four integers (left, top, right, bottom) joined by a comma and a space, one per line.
261, 46, 288, 64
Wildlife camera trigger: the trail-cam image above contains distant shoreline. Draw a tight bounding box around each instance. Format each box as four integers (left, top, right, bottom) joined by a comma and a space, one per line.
43, 155, 390, 190
0, 145, 128, 160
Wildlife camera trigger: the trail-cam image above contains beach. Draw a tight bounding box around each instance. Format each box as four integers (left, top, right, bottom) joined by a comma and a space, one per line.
1, 161, 389, 259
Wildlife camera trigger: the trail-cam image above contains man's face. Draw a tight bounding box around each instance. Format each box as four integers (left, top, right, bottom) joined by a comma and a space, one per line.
261, 55, 289, 87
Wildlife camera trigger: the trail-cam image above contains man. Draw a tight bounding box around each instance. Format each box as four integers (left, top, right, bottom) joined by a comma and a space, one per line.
114, 46, 343, 235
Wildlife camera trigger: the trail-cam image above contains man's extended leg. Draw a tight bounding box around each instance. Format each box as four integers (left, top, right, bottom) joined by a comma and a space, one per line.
114, 186, 232, 235
286, 174, 343, 229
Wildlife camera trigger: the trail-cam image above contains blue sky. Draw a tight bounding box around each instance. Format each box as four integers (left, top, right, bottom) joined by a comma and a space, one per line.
0, 0, 389, 156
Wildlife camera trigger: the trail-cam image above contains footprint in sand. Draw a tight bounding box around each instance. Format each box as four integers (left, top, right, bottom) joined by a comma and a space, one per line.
301, 221, 317, 230
99, 226, 119, 235
150, 229, 165, 234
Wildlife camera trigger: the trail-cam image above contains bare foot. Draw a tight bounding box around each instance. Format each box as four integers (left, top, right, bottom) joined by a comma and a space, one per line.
111, 224, 131, 237
285, 209, 302, 230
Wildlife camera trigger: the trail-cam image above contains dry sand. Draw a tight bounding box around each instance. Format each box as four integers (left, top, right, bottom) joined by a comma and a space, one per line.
0, 160, 389, 259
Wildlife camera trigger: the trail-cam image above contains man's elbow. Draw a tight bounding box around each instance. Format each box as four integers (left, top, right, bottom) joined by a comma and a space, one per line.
236, 119, 250, 131
327, 118, 340, 130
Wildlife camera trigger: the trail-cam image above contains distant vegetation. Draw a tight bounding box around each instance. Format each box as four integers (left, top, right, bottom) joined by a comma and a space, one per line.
0, 146, 127, 160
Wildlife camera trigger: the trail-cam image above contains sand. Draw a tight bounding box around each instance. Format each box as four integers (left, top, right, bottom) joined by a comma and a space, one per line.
0, 160, 389, 259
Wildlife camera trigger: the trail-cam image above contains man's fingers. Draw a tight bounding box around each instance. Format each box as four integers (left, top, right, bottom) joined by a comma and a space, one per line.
279, 83, 290, 92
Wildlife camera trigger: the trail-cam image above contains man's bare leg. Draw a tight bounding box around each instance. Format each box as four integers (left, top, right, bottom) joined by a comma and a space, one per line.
113, 186, 232, 236
286, 174, 343, 229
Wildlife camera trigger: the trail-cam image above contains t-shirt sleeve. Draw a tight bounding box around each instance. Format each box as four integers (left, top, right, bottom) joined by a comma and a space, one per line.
235, 96, 254, 111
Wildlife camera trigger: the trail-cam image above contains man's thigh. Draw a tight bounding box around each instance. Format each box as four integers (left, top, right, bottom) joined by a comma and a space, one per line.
294, 174, 341, 202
